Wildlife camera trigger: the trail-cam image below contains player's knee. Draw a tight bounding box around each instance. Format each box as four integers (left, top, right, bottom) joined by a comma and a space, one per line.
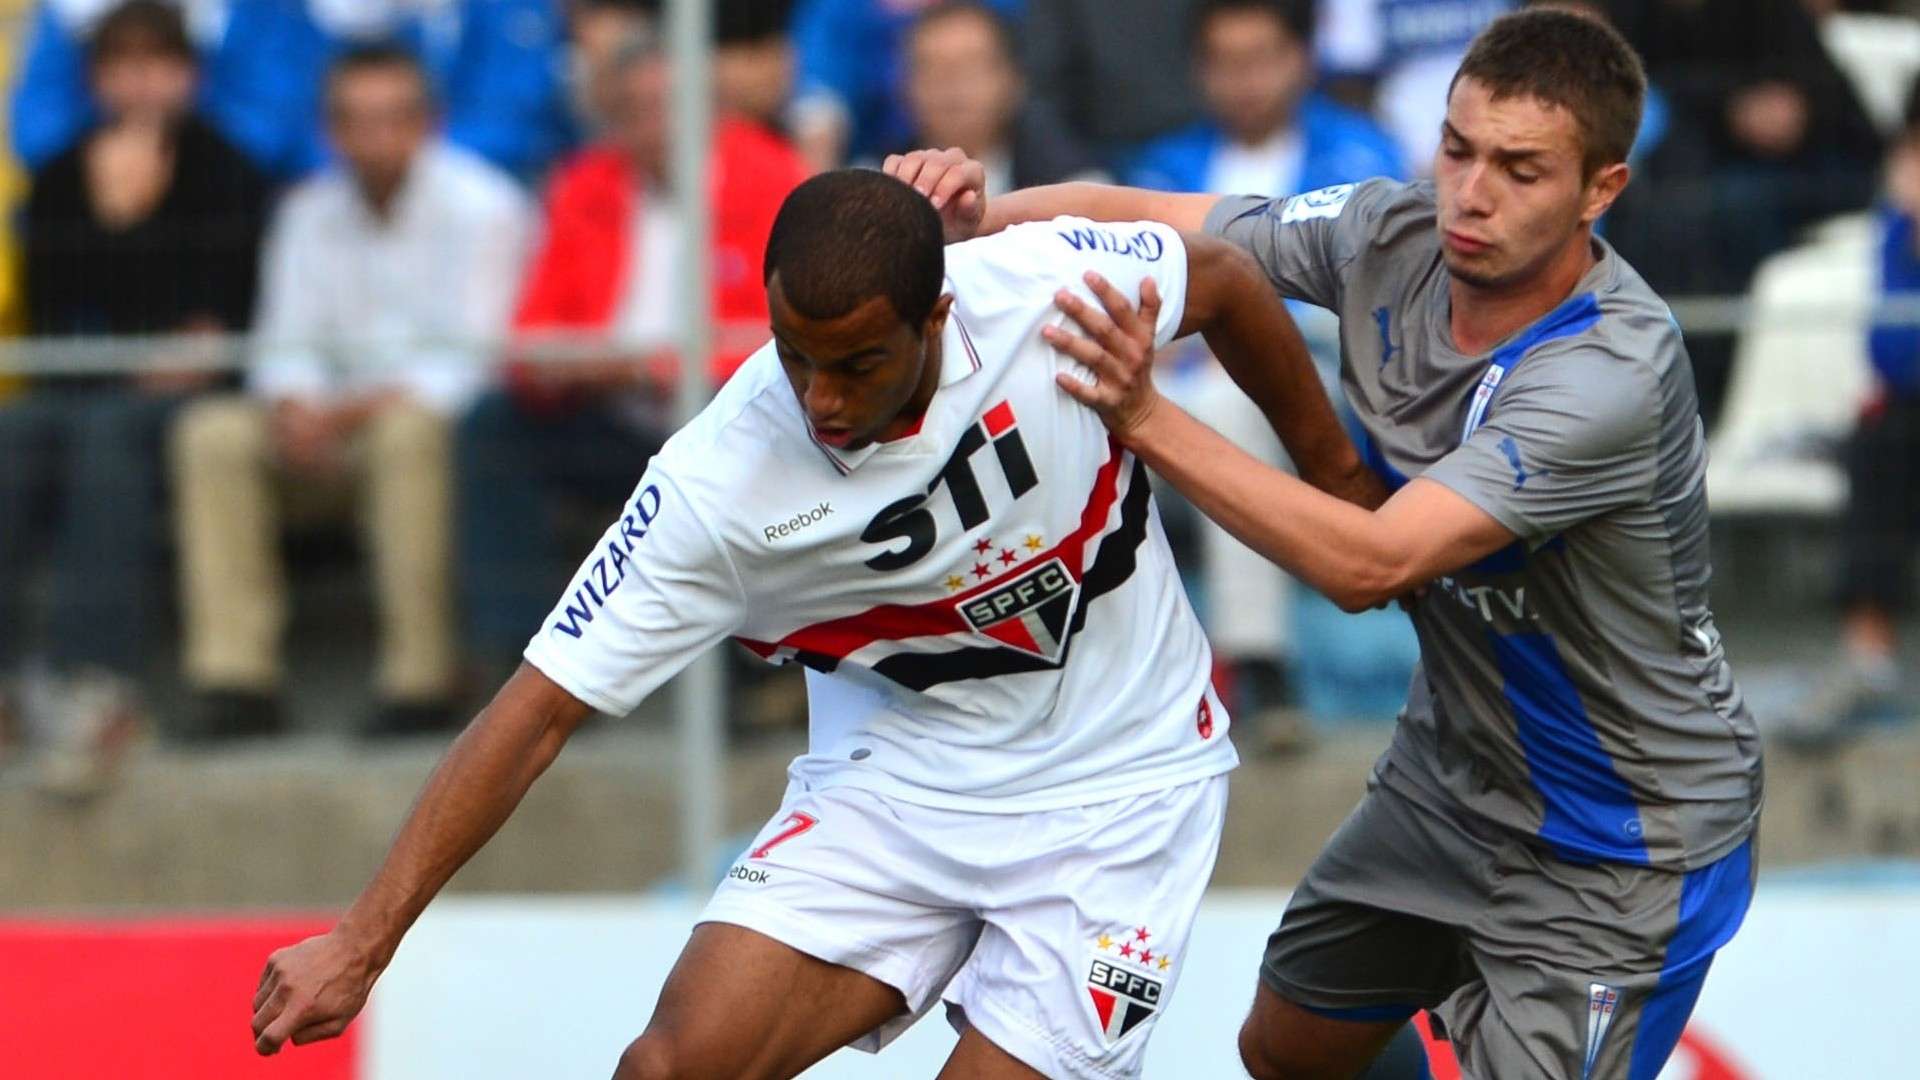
1237, 1017, 1322, 1080
610, 1033, 680, 1080
1238, 1016, 1289, 1079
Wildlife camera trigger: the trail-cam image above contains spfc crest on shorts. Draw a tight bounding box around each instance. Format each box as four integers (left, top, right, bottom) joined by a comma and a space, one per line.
958, 556, 1080, 661
1086, 928, 1168, 1043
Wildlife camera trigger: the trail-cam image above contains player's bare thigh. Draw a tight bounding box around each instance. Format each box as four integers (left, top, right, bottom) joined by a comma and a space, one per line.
1238, 981, 1406, 1080
611, 922, 907, 1080
933, 1025, 1048, 1080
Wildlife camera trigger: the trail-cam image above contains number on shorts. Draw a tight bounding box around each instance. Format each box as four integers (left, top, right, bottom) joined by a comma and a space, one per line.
750, 811, 818, 859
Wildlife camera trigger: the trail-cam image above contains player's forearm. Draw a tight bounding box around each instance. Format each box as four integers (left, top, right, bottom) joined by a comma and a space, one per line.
983, 183, 1220, 236
1122, 401, 1411, 611
1186, 238, 1387, 511
333, 666, 587, 970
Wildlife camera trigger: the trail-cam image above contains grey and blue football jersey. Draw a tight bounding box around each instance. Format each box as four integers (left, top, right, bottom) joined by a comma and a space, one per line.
1205, 179, 1762, 870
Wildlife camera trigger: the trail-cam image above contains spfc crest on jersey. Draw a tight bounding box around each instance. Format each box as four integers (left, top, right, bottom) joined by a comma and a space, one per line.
957, 556, 1080, 661
1085, 927, 1169, 1043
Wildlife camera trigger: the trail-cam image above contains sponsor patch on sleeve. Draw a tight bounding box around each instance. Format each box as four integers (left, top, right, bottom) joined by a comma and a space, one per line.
1277, 183, 1356, 224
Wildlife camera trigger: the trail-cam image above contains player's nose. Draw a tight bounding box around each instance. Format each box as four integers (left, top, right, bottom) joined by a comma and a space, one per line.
1456, 162, 1496, 215
802, 379, 846, 425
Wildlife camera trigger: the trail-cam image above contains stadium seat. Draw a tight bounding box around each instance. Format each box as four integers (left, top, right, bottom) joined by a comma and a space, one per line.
1824, 13, 1920, 136
1706, 214, 1875, 516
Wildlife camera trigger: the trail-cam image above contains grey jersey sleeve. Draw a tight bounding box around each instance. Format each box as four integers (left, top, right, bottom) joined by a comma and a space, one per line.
1422, 347, 1660, 546
1201, 177, 1403, 310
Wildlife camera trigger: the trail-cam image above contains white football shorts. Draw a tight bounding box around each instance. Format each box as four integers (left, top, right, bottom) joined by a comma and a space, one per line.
698, 773, 1229, 1079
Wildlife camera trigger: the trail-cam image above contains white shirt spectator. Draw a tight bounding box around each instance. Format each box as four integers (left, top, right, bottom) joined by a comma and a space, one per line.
48, 0, 228, 39
1203, 129, 1305, 201
249, 140, 530, 414
613, 186, 680, 351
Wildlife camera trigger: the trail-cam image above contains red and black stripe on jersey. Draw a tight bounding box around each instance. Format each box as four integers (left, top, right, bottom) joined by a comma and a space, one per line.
738, 441, 1153, 691
871, 457, 1150, 690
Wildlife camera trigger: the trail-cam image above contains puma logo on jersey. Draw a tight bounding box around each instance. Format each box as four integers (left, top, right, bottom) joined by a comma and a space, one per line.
862, 401, 1038, 571
1374, 307, 1399, 369
1499, 435, 1545, 491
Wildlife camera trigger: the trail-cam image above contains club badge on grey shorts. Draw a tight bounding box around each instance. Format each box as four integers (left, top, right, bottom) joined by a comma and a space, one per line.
1583, 982, 1622, 1078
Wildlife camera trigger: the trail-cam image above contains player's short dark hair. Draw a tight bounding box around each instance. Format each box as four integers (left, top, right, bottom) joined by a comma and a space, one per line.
763, 170, 946, 330
717, 0, 794, 45
583, 0, 794, 47
912, 1, 1018, 62
326, 42, 436, 112
1452, 8, 1645, 178
1189, 0, 1316, 52
89, 0, 194, 70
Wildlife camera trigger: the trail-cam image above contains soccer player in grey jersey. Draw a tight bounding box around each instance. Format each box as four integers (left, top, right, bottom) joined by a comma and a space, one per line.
890, 9, 1761, 1080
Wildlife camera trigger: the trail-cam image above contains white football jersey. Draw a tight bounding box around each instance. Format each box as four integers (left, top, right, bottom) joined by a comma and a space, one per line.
524, 217, 1238, 812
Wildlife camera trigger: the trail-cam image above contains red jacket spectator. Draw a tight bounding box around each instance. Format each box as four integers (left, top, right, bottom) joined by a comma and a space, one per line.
509, 117, 807, 407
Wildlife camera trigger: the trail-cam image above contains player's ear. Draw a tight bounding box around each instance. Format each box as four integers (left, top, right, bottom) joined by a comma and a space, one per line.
924, 292, 956, 339
1580, 161, 1630, 226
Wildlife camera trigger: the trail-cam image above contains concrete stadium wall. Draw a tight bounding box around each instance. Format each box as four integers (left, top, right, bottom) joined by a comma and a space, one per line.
3, 727, 1919, 909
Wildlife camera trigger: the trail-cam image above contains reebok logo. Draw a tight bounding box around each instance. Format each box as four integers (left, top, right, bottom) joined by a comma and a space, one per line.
727, 865, 772, 885
764, 501, 833, 542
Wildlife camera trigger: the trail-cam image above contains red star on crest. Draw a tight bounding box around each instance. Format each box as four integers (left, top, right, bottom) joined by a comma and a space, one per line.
1139, 949, 1154, 965
973, 562, 992, 579
973, 537, 993, 554
998, 548, 1017, 565
1134, 927, 1151, 943
1117, 942, 1135, 959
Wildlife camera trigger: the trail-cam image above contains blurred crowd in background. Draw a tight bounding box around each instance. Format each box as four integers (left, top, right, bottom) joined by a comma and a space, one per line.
0, 0, 1917, 798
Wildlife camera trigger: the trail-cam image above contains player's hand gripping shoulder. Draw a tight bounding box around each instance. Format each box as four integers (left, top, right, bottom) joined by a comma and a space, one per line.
885, 147, 1220, 239
251, 928, 378, 1055
1044, 272, 1168, 441
884, 147, 988, 242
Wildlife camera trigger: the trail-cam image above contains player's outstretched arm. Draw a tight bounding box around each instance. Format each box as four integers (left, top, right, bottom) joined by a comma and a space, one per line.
884, 147, 1220, 240
1045, 273, 1515, 612
1175, 232, 1389, 511
250, 663, 594, 1056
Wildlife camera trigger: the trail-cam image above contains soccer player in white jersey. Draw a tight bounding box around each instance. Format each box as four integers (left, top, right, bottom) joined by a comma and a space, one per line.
249, 169, 1383, 1078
